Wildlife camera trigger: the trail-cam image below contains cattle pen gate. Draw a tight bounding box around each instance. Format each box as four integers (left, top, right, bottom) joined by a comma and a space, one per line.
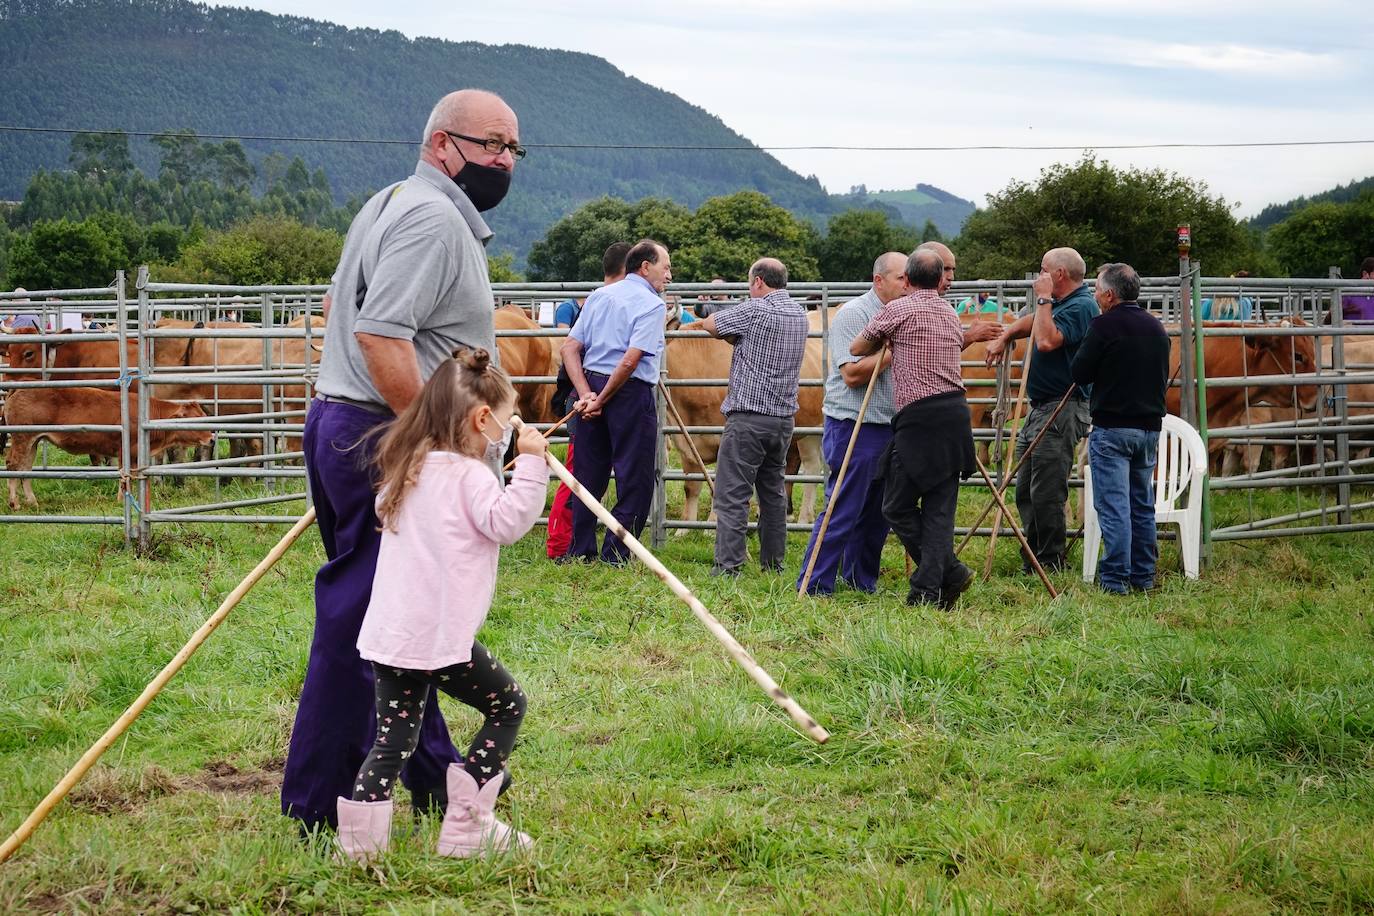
3, 270, 1373, 568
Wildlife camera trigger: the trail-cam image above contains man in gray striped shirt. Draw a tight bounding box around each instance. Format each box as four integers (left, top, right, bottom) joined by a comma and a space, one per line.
797, 251, 907, 595
699, 257, 809, 576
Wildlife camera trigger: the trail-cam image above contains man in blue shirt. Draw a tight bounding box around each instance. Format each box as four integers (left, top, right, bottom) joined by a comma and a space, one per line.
561, 238, 671, 563
985, 247, 1098, 573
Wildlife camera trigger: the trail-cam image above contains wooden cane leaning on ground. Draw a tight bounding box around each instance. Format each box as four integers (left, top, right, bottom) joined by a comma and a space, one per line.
658, 378, 715, 500
955, 383, 1079, 557
797, 345, 887, 597
514, 417, 830, 744
982, 334, 1034, 578
972, 455, 1058, 599
0, 510, 318, 865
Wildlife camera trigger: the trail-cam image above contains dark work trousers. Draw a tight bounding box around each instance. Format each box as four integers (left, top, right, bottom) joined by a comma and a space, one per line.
797, 416, 892, 594
712, 411, 794, 573
881, 447, 964, 604
281, 399, 460, 831
1013, 397, 1091, 566
569, 373, 658, 563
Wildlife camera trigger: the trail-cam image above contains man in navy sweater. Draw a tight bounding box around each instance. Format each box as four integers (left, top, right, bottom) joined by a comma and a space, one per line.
1070, 263, 1170, 594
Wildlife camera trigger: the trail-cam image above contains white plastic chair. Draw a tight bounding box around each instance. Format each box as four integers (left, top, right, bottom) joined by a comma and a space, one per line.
1082, 414, 1207, 583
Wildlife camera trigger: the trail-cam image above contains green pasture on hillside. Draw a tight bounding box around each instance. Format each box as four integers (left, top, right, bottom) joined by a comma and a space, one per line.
1, 471, 1372, 913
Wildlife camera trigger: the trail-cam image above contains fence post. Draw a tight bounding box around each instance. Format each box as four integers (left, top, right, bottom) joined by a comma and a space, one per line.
135, 266, 153, 551
1177, 225, 1197, 428
115, 271, 133, 546
260, 293, 277, 494
1328, 269, 1352, 525
1190, 264, 1212, 568
651, 365, 668, 548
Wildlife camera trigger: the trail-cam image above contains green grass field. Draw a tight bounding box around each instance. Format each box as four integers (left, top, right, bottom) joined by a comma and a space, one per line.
1, 470, 1372, 914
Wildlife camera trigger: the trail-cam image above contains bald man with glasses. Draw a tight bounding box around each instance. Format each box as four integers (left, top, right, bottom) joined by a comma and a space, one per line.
282, 89, 523, 836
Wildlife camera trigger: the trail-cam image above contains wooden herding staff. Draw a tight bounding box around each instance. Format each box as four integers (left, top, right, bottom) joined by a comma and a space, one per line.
658, 378, 715, 500
982, 334, 1034, 577
955, 383, 1079, 558
0, 510, 319, 865
972, 455, 1058, 599
516, 418, 830, 744
797, 345, 887, 597
503, 405, 579, 473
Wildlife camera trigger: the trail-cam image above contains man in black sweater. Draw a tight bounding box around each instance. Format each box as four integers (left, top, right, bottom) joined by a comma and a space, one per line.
1071, 263, 1170, 594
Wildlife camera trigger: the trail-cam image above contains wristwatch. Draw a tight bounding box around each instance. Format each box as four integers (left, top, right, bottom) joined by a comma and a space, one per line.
1035, 297, 1052, 305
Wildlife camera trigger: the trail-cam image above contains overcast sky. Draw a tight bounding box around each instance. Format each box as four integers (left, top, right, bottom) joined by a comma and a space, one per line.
209, 0, 1372, 216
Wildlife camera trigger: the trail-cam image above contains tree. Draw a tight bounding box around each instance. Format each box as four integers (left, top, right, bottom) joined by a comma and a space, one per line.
159, 216, 343, 285
675, 191, 820, 282
956, 156, 1255, 279
526, 196, 690, 281
7, 218, 125, 290
152, 129, 202, 186
1264, 194, 1374, 278
69, 131, 135, 179
817, 210, 918, 282
487, 253, 523, 283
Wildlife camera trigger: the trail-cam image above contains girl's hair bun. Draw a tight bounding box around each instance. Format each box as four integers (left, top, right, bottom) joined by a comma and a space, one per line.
453, 347, 491, 373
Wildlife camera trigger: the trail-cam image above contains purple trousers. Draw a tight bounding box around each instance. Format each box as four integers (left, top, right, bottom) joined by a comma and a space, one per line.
797, 417, 893, 595
280, 399, 460, 830
569, 373, 658, 563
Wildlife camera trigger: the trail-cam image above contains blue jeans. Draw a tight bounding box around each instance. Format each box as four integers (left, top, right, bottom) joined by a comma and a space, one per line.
1088, 426, 1160, 593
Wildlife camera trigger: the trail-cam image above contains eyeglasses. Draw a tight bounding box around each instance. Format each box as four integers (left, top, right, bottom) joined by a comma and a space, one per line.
445, 131, 527, 161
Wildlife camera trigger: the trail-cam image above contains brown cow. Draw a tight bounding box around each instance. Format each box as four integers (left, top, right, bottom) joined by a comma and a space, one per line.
960, 310, 1023, 466
493, 305, 556, 424
3, 387, 211, 509
2, 326, 142, 382
1165, 318, 1320, 465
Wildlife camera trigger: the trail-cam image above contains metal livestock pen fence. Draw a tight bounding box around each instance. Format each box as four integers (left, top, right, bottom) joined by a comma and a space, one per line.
2, 270, 1373, 566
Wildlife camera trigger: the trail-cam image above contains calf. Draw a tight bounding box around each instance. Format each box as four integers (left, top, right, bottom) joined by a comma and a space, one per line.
3, 387, 211, 509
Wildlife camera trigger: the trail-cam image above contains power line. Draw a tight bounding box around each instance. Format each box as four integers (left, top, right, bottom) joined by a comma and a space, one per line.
2, 124, 1373, 153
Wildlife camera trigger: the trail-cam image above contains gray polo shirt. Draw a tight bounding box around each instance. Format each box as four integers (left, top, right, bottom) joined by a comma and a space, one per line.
822, 289, 897, 425
316, 161, 497, 406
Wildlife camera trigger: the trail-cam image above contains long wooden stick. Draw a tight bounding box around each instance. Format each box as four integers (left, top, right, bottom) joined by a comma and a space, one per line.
503, 405, 578, 473
0, 509, 318, 865
516, 418, 829, 744
658, 379, 715, 500
983, 334, 1033, 577
797, 346, 886, 597
955, 383, 1078, 557
972, 456, 1058, 599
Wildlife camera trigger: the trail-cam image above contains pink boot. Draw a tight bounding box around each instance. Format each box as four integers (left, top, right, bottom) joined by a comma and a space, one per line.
335, 797, 392, 863
436, 765, 532, 857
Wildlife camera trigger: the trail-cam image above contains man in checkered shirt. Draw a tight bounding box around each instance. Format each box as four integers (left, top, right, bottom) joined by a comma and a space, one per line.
851, 247, 1001, 608
698, 257, 809, 576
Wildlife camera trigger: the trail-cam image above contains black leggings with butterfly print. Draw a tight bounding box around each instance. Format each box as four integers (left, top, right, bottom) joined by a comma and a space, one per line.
351, 641, 525, 803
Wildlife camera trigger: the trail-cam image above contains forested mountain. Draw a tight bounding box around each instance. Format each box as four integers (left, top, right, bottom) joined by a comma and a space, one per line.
834, 185, 975, 239
0, 0, 971, 262
1249, 175, 1374, 230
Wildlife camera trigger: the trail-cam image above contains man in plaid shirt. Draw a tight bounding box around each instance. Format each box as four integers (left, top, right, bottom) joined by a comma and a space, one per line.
852, 247, 1000, 608
698, 257, 809, 576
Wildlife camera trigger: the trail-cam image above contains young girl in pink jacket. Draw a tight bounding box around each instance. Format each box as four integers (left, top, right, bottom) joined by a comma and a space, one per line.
336, 347, 549, 862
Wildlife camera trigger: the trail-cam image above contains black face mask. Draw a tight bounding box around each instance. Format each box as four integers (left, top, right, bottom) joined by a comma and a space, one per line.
451, 149, 511, 212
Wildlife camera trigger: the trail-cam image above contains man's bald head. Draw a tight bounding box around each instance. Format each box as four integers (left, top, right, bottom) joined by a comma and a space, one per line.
917, 241, 957, 292
422, 90, 516, 147
872, 251, 908, 303
1042, 247, 1086, 282
906, 248, 946, 290
749, 257, 788, 291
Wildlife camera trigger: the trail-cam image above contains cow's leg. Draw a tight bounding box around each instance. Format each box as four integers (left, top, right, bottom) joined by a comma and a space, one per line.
670, 435, 702, 533
794, 433, 824, 525
7, 434, 37, 509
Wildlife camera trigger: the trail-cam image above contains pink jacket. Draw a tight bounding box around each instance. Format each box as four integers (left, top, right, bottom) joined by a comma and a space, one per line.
357, 451, 549, 670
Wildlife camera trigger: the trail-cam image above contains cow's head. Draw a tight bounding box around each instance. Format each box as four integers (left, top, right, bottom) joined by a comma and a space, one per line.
2, 326, 47, 378
1245, 316, 1319, 411
170, 401, 213, 447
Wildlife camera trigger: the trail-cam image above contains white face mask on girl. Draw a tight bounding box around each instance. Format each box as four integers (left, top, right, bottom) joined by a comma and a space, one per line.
482, 415, 514, 464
